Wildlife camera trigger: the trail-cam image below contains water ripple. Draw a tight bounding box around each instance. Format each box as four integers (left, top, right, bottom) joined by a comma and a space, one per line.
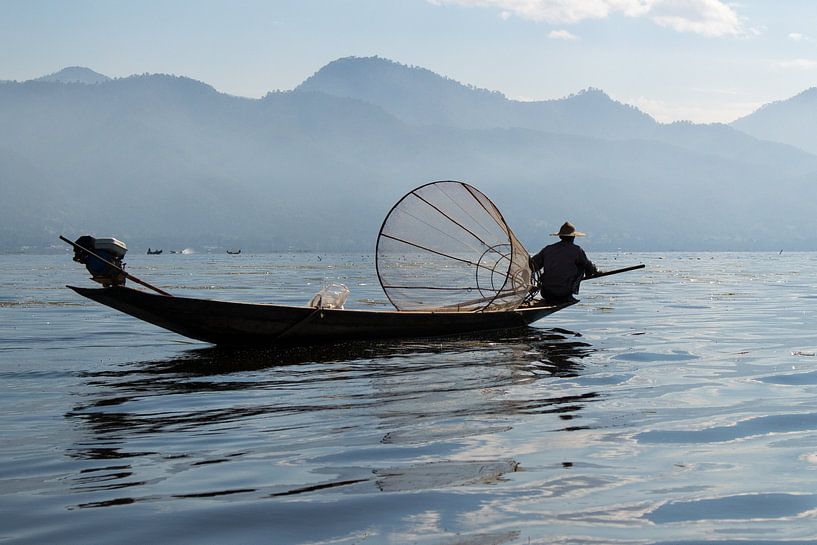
645, 493, 817, 523
637, 412, 817, 444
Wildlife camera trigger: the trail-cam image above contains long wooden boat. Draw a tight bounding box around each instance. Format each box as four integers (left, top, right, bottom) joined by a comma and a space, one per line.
68, 285, 574, 346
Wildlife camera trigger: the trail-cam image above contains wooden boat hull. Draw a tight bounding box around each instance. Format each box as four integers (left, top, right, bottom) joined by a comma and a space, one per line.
68, 286, 575, 346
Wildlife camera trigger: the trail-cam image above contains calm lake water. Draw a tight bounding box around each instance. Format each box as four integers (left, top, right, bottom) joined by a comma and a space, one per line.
3, 251, 817, 544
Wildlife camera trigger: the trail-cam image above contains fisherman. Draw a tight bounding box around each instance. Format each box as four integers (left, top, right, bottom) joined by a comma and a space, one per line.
531, 221, 599, 304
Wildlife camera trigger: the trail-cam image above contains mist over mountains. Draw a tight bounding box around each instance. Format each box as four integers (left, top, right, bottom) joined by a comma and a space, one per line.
2, 56, 817, 252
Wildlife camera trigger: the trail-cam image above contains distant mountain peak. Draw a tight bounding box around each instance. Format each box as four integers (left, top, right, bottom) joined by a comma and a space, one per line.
294, 55, 654, 136
559, 87, 615, 104
34, 67, 110, 84
297, 55, 504, 99
736, 86, 817, 120
307, 56, 434, 78
575, 87, 609, 97
731, 86, 817, 155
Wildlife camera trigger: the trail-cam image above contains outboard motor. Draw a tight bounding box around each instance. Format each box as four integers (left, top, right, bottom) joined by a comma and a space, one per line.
72, 235, 128, 287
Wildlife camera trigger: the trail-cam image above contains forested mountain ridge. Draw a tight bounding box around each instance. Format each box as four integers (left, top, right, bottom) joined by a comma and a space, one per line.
2, 57, 816, 252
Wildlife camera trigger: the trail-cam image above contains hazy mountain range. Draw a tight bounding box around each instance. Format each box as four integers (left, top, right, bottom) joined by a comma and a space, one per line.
2, 56, 817, 252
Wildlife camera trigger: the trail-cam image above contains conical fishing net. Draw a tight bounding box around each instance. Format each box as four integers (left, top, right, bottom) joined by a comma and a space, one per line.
376, 181, 532, 312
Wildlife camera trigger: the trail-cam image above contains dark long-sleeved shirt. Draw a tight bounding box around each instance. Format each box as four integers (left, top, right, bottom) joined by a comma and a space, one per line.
531, 239, 597, 297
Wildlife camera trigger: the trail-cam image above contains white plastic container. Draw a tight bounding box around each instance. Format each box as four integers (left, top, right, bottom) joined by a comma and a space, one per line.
93, 237, 128, 258
309, 283, 349, 310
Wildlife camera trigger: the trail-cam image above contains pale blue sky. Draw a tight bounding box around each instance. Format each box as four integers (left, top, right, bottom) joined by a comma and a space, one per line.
2, 0, 817, 122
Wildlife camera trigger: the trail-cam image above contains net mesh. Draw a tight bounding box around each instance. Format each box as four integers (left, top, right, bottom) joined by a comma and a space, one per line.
376, 181, 532, 312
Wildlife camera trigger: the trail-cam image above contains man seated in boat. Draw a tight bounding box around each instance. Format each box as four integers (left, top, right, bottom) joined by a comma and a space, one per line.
531, 221, 598, 304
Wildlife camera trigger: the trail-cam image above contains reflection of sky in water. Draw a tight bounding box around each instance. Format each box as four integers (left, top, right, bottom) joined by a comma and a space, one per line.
646, 493, 817, 523
638, 412, 817, 444
4, 252, 817, 543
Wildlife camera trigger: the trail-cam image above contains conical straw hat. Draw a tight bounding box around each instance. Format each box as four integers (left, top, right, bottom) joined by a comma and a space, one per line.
551, 221, 585, 237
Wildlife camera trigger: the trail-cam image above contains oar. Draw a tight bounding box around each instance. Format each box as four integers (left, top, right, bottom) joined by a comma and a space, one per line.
59, 235, 173, 297
586, 264, 645, 280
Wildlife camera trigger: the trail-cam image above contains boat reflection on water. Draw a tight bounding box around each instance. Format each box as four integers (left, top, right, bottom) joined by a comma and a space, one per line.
68, 327, 598, 438
142, 327, 591, 373
64, 328, 600, 516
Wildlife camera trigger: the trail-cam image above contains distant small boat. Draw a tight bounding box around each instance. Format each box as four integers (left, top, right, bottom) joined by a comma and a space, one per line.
227, 249, 241, 255
146, 248, 162, 255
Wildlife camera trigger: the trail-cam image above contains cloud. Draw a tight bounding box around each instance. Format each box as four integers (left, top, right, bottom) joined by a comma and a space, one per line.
548, 29, 579, 40
774, 58, 817, 70
428, 0, 647, 23
649, 0, 741, 36
787, 32, 812, 42
747, 25, 766, 37
429, 0, 743, 36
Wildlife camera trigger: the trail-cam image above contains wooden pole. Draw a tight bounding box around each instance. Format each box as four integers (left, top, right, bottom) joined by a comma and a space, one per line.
59, 235, 173, 297
586, 264, 645, 280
